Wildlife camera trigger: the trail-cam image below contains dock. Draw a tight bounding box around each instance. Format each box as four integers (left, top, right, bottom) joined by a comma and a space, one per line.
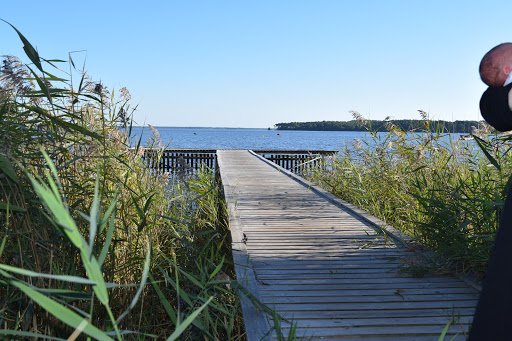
217, 150, 479, 340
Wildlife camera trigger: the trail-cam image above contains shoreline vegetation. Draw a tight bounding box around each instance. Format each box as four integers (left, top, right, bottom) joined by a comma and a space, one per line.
275, 118, 483, 133
0, 25, 255, 339
304, 111, 512, 277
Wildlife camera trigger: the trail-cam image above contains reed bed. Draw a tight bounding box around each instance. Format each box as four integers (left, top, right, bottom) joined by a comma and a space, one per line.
305, 111, 512, 276
0, 25, 250, 340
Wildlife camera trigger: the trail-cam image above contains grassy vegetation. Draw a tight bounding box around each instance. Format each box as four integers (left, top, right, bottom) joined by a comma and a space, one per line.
0, 25, 251, 339
305, 111, 512, 276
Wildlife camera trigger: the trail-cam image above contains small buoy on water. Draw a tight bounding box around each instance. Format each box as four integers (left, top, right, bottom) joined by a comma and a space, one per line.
194, 133, 197, 135
262, 135, 264, 137
277, 133, 281, 135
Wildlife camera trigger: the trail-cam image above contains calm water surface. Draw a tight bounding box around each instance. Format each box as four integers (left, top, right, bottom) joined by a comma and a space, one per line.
129, 127, 465, 151
130, 127, 377, 151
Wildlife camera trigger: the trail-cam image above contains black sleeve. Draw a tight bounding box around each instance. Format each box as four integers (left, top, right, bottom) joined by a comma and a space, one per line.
480, 83, 512, 132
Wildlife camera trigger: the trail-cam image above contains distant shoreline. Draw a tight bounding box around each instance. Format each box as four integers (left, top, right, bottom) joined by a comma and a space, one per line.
274, 119, 484, 134
131, 119, 484, 133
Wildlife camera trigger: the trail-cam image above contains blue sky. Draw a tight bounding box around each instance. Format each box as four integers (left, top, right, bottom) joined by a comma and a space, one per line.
1, 1, 510, 128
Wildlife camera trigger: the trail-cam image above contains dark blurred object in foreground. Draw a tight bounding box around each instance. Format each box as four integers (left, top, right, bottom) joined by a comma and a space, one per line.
479, 83, 512, 132
468, 185, 512, 340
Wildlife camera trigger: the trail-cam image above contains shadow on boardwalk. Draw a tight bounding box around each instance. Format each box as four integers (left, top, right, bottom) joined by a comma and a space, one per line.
218, 150, 477, 341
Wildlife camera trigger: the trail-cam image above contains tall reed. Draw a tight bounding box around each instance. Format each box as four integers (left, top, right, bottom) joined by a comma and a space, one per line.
305, 111, 512, 275
0, 23, 247, 339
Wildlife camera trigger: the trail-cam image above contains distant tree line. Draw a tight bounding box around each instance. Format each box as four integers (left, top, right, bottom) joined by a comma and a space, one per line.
274, 120, 483, 133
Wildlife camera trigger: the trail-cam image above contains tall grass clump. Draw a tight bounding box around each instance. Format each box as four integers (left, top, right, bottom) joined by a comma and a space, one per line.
305, 110, 512, 275
0, 23, 246, 339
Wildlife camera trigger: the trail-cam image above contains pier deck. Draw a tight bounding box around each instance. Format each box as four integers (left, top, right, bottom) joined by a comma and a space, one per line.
217, 150, 478, 340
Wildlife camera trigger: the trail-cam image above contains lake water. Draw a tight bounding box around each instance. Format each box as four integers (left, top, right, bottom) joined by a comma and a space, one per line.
130, 127, 381, 151
128, 126, 466, 151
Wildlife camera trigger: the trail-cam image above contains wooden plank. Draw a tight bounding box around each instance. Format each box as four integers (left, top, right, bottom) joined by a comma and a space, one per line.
245, 233, 387, 238
246, 243, 400, 250
264, 299, 478, 310
216, 150, 477, 340
246, 247, 410, 253
292, 337, 467, 341
265, 307, 477, 319
260, 293, 479, 304
270, 325, 469, 337
259, 287, 479, 297
252, 261, 404, 268
257, 282, 472, 291
285, 337, 466, 341
254, 272, 459, 280
255, 266, 405, 273
253, 277, 464, 285
273, 316, 474, 328
254, 268, 459, 275
217, 151, 271, 340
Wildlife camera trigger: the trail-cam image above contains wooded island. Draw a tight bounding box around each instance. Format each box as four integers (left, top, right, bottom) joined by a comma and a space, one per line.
274, 120, 482, 133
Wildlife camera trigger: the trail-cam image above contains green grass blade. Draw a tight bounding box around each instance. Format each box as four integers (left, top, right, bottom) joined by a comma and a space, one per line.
167, 297, 213, 341
0, 264, 96, 285
273, 309, 282, 340
1, 20, 43, 72
24, 104, 102, 140
104, 330, 154, 337
0, 202, 26, 212
39, 148, 62, 192
155, 264, 212, 336
26, 154, 110, 305
0, 154, 19, 183
176, 266, 205, 289
35, 288, 92, 300
437, 321, 450, 341
8, 280, 113, 341
148, 273, 177, 324
25, 64, 52, 102
80, 254, 109, 305
0, 235, 7, 258
0, 330, 66, 340
98, 212, 115, 267
89, 173, 101, 258
115, 241, 152, 325
28, 173, 83, 248
209, 256, 225, 280
98, 194, 118, 234
473, 135, 501, 172
157, 265, 193, 309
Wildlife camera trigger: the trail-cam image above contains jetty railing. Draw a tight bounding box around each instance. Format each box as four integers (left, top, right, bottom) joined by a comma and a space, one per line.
143, 149, 217, 175
253, 149, 337, 173
143, 148, 337, 175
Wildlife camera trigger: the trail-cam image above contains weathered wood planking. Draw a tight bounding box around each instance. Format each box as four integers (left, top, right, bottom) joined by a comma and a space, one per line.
217, 150, 477, 340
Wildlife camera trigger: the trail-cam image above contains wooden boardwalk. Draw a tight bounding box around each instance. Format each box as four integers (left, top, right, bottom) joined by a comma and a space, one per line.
217, 150, 479, 341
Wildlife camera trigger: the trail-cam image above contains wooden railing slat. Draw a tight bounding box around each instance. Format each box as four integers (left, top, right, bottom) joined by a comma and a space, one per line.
142, 149, 336, 176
